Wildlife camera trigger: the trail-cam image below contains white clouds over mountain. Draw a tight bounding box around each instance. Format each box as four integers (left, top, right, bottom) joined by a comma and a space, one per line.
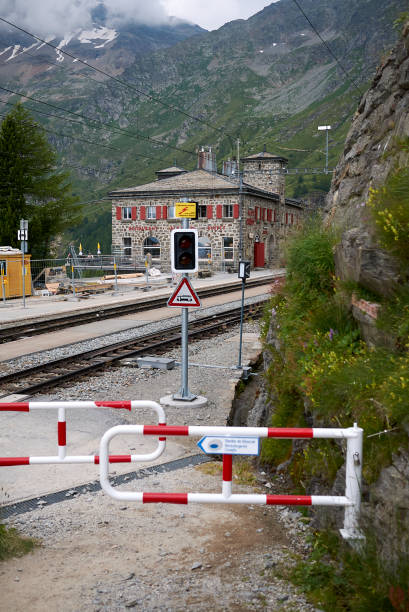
0, 0, 171, 37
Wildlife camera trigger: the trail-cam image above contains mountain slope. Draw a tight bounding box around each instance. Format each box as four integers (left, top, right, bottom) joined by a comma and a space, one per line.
0, 0, 407, 253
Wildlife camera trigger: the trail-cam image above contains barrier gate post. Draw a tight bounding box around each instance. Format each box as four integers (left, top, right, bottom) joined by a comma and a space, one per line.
98, 422, 364, 540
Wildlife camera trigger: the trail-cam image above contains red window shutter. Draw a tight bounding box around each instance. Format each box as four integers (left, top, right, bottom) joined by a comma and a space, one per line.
140, 206, 146, 220
162, 206, 167, 219
291, 214, 294, 224
255, 206, 259, 220
233, 204, 239, 219
285, 213, 288, 224
131, 206, 137, 220
267, 209, 272, 223
116, 206, 121, 220
216, 204, 223, 219
207, 205, 213, 219
156, 206, 162, 220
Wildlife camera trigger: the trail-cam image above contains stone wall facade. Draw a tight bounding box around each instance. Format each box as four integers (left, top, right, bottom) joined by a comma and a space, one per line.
243, 158, 286, 200
111, 192, 301, 272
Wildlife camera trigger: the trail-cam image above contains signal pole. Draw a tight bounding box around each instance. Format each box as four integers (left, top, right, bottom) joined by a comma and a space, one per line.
174, 216, 196, 400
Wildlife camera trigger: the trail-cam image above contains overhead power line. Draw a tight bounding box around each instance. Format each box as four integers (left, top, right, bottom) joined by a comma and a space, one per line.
290, 0, 362, 94
0, 110, 120, 152
0, 85, 188, 159
0, 98, 173, 165
0, 16, 235, 146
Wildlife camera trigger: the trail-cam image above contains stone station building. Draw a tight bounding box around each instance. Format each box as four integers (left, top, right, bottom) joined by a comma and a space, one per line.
109, 150, 303, 271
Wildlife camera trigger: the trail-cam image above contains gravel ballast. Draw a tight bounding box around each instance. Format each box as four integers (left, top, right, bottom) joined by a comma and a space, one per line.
0, 307, 317, 611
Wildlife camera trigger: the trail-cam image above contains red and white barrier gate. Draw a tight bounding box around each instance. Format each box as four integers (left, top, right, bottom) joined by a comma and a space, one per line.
0, 401, 363, 539
99, 420, 363, 540
0, 401, 166, 465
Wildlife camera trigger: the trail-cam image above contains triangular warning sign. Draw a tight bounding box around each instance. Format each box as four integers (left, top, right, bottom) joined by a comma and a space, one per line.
167, 277, 201, 308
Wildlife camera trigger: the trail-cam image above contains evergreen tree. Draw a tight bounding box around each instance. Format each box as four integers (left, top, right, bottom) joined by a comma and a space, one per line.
0, 103, 81, 257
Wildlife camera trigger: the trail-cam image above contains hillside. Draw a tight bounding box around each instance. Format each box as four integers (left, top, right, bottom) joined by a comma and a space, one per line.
0, 0, 407, 252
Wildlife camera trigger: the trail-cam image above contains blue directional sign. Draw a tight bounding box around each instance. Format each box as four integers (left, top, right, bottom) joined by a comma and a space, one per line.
197, 436, 260, 456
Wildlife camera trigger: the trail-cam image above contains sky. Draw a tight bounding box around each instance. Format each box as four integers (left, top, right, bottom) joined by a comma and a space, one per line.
163, 0, 274, 30
0, 0, 275, 37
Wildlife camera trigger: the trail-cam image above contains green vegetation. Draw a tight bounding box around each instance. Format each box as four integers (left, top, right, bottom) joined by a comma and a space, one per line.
261, 217, 408, 481
260, 208, 409, 608
0, 523, 37, 561
368, 143, 409, 268
0, 104, 81, 257
288, 530, 409, 611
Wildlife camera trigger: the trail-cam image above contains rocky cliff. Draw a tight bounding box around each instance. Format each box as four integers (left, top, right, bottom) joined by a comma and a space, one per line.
325, 21, 409, 297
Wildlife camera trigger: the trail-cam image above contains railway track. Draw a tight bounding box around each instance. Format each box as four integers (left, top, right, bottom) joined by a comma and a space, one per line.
0, 302, 265, 399
0, 276, 279, 344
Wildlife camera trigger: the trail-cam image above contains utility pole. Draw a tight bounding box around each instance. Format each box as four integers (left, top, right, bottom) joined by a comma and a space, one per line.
318, 125, 332, 174
237, 138, 244, 263
18, 219, 28, 309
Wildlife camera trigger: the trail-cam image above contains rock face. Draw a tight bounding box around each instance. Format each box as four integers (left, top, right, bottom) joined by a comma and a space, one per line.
325, 22, 409, 297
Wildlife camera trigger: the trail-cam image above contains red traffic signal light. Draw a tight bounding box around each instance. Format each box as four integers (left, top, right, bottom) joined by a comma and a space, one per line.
171, 229, 198, 273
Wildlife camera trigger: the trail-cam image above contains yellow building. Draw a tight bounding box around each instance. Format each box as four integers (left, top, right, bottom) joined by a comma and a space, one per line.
0, 246, 32, 298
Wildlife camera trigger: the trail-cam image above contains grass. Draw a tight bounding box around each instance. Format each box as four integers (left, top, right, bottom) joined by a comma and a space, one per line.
196, 458, 257, 486
0, 524, 38, 561
260, 210, 409, 609
289, 530, 409, 612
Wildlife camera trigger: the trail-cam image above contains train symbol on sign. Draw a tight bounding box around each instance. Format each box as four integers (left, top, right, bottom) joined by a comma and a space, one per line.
167, 277, 201, 308
197, 436, 260, 455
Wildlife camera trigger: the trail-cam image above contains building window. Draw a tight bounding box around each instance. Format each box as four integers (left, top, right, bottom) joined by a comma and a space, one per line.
223, 237, 234, 260
123, 207, 132, 220
197, 205, 207, 219
168, 206, 176, 219
123, 237, 132, 256
146, 206, 156, 220
198, 236, 211, 260
223, 204, 233, 218
143, 236, 160, 259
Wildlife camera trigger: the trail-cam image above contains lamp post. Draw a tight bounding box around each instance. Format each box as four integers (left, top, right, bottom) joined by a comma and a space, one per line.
318, 125, 331, 174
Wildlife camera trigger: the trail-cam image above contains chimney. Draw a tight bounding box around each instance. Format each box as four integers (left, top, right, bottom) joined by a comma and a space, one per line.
222, 158, 238, 177
197, 146, 217, 172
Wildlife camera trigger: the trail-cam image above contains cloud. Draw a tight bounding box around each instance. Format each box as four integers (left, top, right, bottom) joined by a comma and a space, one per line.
0, 0, 274, 37
103, 0, 169, 28
163, 0, 274, 31
0, 0, 171, 38
0, 0, 94, 37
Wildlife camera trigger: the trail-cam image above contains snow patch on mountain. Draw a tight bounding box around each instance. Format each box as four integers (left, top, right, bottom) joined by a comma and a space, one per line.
78, 26, 117, 48
5, 45, 21, 61
0, 46, 12, 57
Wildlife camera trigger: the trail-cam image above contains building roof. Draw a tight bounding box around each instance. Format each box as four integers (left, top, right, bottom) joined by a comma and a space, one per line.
109, 169, 241, 196
156, 166, 186, 174
241, 151, 288, 163
108, 168, 302, 208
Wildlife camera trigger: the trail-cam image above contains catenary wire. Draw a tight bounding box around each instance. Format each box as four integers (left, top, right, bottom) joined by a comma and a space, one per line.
0, 98, 175, 165
0, 110, 121, 152
290, 0, 363, 94
0, 85, 192, 157
0, 16, 235, 146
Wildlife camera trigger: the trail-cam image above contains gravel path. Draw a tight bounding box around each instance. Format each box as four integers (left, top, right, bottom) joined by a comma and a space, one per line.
0, 294, 269, 375
1, 317, 317, 612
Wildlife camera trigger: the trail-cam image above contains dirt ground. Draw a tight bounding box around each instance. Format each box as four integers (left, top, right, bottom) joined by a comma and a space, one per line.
0, 327, 315, 611
1, 464, 314, 611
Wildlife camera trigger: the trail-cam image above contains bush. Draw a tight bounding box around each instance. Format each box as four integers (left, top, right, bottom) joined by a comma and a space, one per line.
368, 145, 409, 268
